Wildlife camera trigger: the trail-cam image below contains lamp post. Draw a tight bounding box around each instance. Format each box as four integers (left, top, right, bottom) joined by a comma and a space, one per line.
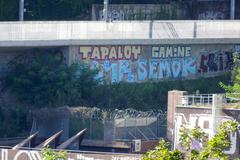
103, 0, 109, 21
19, 0, 24, 21
230, 0, 235, 20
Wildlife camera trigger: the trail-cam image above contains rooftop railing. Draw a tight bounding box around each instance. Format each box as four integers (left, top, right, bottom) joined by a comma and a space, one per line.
179, 94, 214, 108
178, 93, 240, 109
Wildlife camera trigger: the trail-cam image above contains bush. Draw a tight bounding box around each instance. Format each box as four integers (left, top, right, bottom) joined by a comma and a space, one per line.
143, 120, 240, 160
90, 74, 230, 110
5, 50, 99, 108
41, 147, 67, 160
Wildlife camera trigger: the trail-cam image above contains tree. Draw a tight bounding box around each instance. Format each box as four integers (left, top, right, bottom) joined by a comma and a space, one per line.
5, 50, 99, 108
25, 0, 94, 20
178, 125, 208, 160
0, 0, 18, 21
143, 120, 239, 160
220, 52, 240, 100
198, 120, 239, 160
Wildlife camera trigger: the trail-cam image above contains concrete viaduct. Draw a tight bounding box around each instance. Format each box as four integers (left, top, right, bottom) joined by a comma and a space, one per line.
0, 21, 240, 82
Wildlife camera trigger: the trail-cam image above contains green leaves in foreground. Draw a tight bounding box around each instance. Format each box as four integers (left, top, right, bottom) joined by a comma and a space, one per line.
142, 139, 184, 160
199, 120, 239, 160
41, 147, 67, 160
143, 120, 239, 160
220, 52, 240, 100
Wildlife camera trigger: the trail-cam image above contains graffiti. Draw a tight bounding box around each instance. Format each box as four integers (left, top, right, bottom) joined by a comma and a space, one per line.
199, 52, 233, 73
198, 11, 225, 20
0, 149, 141, 160
89, 57, 196, 83
79, 46, 141, 60
0, 149, 41, 160
152, 46, 191, 58
139, 57, 196, 80
197, 1, 228, 20
94, 4, 180, 21
175, 113, 237, 154
100, 9, 125, 21
77, 45, 235, 83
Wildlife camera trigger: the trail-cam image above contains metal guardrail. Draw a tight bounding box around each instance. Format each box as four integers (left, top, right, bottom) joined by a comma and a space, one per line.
0, 21, 240, 42
179, 94, 214, 107
178, 93, 240, 108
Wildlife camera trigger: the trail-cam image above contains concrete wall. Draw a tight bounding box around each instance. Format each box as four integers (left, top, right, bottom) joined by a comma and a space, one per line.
92, 1, 231, 21
92, 4, 184, 21
197, 1, 230, 20
2, 21, 240, 45
0, 43, 237, 84
66, 44, 237, 83
0, 148, 141, 160
92, 0, 231, 21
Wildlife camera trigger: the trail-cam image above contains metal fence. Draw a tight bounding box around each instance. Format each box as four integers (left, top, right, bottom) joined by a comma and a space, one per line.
179, 94, 214, 107
69, 108, 167, 141
178, 93, 240, 108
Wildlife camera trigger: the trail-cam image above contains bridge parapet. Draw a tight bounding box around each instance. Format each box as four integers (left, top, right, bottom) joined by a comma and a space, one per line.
0, 21, 240, 47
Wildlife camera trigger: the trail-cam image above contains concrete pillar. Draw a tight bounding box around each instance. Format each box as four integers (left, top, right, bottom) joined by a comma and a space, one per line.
92, 5, 96, 20
62, 46, 74, 66
167, 90, 187, 143
149, 21, 153, 38
212, 94, 224, 136
103, 0, 109, 22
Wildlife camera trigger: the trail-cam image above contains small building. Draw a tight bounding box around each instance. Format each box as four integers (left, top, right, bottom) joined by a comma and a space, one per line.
167, 90, 240, 158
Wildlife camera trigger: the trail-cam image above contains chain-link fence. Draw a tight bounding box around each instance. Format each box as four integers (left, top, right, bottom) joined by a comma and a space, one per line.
69, 108, 167, 141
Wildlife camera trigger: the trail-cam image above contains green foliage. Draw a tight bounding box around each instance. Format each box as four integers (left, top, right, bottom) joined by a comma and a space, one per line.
142, 139, 184, 160
199, 120, 239, 160
143, 120, 239, 160
91, 74, 230, 110
220, 52, 240, 100
25, 0, 94, 20
0, 0, 18, 21
41, 147, 67, 160
4, 48, 230, 110
5, 50, 98, 108
5, 49, 228, 110
178, 126, 208, 160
